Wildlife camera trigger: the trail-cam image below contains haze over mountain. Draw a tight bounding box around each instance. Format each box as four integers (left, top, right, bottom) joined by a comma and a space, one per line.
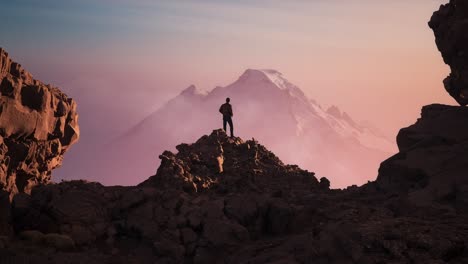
67, 69, 395, 188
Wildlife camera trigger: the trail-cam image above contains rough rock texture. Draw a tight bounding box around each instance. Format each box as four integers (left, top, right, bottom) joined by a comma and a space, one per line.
429, 0, 468, 105
377, 104, 468, 209
0, 48, 79, 196
140, 129, 322, 194
0, 128, 467, 263
1, 130, 330, 263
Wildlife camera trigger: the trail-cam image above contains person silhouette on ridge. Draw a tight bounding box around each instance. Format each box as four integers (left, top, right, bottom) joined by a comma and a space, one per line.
219, 97, 234, 137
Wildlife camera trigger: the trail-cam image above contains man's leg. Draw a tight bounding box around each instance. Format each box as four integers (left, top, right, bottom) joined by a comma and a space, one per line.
228, 118, 234, 137
223, 118, 227, 133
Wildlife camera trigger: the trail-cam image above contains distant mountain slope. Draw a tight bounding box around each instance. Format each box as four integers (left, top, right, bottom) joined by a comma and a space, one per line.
101, 69, 394, 188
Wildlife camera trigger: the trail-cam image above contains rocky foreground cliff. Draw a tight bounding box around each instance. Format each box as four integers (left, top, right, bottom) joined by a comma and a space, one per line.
0, 124, 466, 263
0, 48, 79, 197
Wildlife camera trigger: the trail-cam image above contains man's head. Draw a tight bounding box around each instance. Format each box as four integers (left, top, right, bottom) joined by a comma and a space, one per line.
226, 97, 230, 103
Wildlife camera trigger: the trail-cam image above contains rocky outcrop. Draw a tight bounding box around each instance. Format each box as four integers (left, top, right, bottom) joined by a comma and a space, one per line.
4, 130, 332, 263
376, 104, 468, 210
1, 129, 467, 263
0, 48, 79, 196
140, 129, 323, 193
429, 0, 468, 105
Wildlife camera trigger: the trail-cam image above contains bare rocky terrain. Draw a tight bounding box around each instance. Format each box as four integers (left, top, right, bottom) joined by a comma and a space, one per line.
0, 47, 79, 239
0, 1, 467, 263
1, 125, 467, 264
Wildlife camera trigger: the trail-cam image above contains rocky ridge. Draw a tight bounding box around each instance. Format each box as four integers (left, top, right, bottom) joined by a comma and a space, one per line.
140, 129, 327, 193
0, 101, 465, 263
1, 126, 467, 263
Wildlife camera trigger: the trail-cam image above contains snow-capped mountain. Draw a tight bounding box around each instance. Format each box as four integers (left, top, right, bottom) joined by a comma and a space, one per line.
92, 69, 396, 188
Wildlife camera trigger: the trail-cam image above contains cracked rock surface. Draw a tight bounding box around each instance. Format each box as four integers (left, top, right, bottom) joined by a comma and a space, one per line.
0, 48, 79, 197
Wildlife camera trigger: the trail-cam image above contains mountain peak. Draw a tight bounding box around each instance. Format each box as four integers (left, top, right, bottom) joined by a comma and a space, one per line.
239, 68, 283, 78
180, 85, 205, 97
238, 69, 274, 83
235, 69, 306, 98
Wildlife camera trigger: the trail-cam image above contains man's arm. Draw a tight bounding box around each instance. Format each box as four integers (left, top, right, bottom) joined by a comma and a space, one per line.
219, 105, 223, 114
229, 105, 233, 117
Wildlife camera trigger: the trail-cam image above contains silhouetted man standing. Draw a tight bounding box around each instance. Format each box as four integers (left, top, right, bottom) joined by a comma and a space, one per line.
219, 97, 234, 137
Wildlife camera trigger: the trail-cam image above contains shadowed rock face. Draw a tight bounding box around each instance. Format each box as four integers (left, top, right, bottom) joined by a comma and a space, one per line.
0, 48, 79, 196
429, 0, 468, 105
377, 104, 468, 209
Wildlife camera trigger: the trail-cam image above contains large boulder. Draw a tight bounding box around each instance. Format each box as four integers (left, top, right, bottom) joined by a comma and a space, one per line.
429, 0, 468, 105
376, 104, 468, 210
0, 48, 79, 197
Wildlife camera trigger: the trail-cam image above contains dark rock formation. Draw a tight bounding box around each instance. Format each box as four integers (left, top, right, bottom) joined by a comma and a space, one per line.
0, 128, 466, 263
0, 48, 79, 196
377, 104, 468, 209
140, 129, 321, 194
2, 130, 330, 263
429, 0, 468, 105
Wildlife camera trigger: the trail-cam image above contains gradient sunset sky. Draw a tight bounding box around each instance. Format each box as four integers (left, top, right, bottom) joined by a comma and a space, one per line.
1, 0, 451, 142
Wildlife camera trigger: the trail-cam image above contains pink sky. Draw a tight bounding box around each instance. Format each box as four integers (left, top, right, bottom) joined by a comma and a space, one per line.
0, 0, 452, 184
